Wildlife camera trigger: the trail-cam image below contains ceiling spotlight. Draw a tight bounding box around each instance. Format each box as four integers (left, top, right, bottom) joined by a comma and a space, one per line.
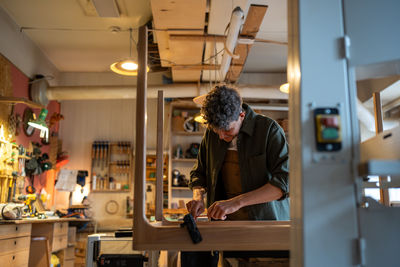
280, 83, 289, 94
110, 28, 149, 76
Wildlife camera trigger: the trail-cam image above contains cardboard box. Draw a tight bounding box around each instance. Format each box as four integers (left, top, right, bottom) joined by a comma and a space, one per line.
172, 116, 185, 132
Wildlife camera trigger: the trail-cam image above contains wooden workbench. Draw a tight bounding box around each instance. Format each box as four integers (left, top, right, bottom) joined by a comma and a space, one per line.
0, 218, 91, 267
0, 217, 90, 224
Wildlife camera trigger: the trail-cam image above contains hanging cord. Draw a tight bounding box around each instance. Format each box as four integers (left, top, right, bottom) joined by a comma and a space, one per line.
129, 28, 132, 58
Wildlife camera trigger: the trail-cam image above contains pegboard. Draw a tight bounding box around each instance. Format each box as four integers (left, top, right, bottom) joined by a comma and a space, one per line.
0, 54, 15, 140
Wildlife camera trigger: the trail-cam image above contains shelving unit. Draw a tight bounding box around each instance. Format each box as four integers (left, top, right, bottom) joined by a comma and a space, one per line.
90, 141, 133, 192
255, 104, 289, 139
168, 101, 204, 208
145, 153, 169, 213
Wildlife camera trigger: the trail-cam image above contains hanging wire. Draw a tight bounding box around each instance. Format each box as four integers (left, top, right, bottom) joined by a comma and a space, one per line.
129, 28, 132, 58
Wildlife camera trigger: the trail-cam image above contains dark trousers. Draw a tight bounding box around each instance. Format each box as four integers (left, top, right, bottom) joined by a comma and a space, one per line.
181, 251, 219, 267
181, 250, 289, 267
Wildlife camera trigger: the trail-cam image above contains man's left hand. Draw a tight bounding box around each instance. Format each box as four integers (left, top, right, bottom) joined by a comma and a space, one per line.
207, 198, 241, 220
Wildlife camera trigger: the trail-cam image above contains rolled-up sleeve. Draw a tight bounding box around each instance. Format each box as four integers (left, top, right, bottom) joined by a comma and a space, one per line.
266, 123, 289, 200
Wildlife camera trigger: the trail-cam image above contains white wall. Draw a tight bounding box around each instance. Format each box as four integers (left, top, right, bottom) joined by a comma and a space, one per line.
59, 98, 160, 230
0, 7, 59, 83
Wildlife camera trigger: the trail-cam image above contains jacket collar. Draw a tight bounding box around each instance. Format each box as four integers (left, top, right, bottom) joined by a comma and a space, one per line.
240, 103, 256, 136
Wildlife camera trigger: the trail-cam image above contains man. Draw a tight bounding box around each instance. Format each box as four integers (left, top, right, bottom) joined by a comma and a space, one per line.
182, 85, 289, 266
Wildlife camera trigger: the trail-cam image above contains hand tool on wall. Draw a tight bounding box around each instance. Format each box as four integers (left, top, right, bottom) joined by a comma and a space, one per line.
95, 141, 100, 167
18, 145, 26, 177
99, 142, 103, 170
7, 171, 18, 202
91, 142, 96, 168
99, 141, 104, 168
104, 141, 109, 171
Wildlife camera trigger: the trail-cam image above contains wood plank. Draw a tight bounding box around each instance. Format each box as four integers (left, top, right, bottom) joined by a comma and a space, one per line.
29, 237, 50, 267
169, 31, 204, 65
171, 69, 201, 82
133, 24, 148, 250
133, 220, 290, 251
155, 30, 204, 68
241, 5, 268, 37
225, 64, 244, 82
226, 5, 268, 83
0, 96, 45, 109
151, 0, 206, 81
151, 0, 207, 30
173, 64, 220, 71
373, 92, 390, 206
155, 90, 164, 221
170, 34, 226, 42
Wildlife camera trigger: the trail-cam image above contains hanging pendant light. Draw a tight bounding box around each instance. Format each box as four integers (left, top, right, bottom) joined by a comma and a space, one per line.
110, 28, 149, 76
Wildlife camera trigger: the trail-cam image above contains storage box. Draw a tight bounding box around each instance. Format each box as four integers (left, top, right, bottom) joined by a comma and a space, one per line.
172, 116, 185, 132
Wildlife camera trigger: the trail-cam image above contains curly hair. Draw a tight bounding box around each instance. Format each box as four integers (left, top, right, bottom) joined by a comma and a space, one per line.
201, 85, 242, 130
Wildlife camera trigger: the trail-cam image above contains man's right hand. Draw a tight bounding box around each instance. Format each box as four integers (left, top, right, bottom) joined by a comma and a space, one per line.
186, 187, 206, 219
186, 199, 205, 219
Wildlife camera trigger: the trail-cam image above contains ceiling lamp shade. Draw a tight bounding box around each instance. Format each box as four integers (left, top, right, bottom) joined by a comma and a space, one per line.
194, 113, 207, 124
280, 83, 290, 94
28, 108, 49, 141
110, 28, 149, 76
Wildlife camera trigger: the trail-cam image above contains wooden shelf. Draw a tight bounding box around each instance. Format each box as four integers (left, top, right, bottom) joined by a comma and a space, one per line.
92, 189, 130, 193
172, 158, 197, 163
146, 166, 167, 170
146, 178, 168, 182
18, 155, 31, 160
171, 186, 191, 190
0, 96, 45, 109
109, 162, 131, 165
172, 131, 204, 136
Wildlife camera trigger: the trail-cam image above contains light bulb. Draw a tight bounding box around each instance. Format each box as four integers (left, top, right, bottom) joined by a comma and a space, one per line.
121, 61, 138, 71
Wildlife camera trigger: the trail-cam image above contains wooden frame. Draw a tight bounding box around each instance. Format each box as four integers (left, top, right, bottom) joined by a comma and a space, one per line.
133, 25, 290, 251
372, 92, 390, 205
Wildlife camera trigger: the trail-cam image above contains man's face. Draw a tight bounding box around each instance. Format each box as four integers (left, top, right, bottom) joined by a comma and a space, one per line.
212, 112, 245, 142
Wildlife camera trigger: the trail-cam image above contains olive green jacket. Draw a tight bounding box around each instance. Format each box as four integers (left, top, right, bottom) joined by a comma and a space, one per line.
189, 104, 289, 220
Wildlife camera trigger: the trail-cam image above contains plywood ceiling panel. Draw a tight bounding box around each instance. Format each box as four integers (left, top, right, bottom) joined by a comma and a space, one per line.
171, 69, 201, 82
151, 0, 206, 29
151, 0, 206, 82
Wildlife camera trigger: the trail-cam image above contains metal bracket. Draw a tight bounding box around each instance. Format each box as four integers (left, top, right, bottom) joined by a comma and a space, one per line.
341, 35, 351, 59
354, 237, 366, 266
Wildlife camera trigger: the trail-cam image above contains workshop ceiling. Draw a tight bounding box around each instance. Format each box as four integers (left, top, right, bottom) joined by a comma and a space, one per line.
0, 0, 288, 82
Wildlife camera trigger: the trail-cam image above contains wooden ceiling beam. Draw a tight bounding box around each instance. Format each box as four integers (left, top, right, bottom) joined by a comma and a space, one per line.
169, 34, 226, 42
170, 34, 287, 46
226, 5, 268, 83
173, 64, 221, 71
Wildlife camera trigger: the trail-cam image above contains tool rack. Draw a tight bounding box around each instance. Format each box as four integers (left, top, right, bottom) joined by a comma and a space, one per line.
90, 141, 133, 192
